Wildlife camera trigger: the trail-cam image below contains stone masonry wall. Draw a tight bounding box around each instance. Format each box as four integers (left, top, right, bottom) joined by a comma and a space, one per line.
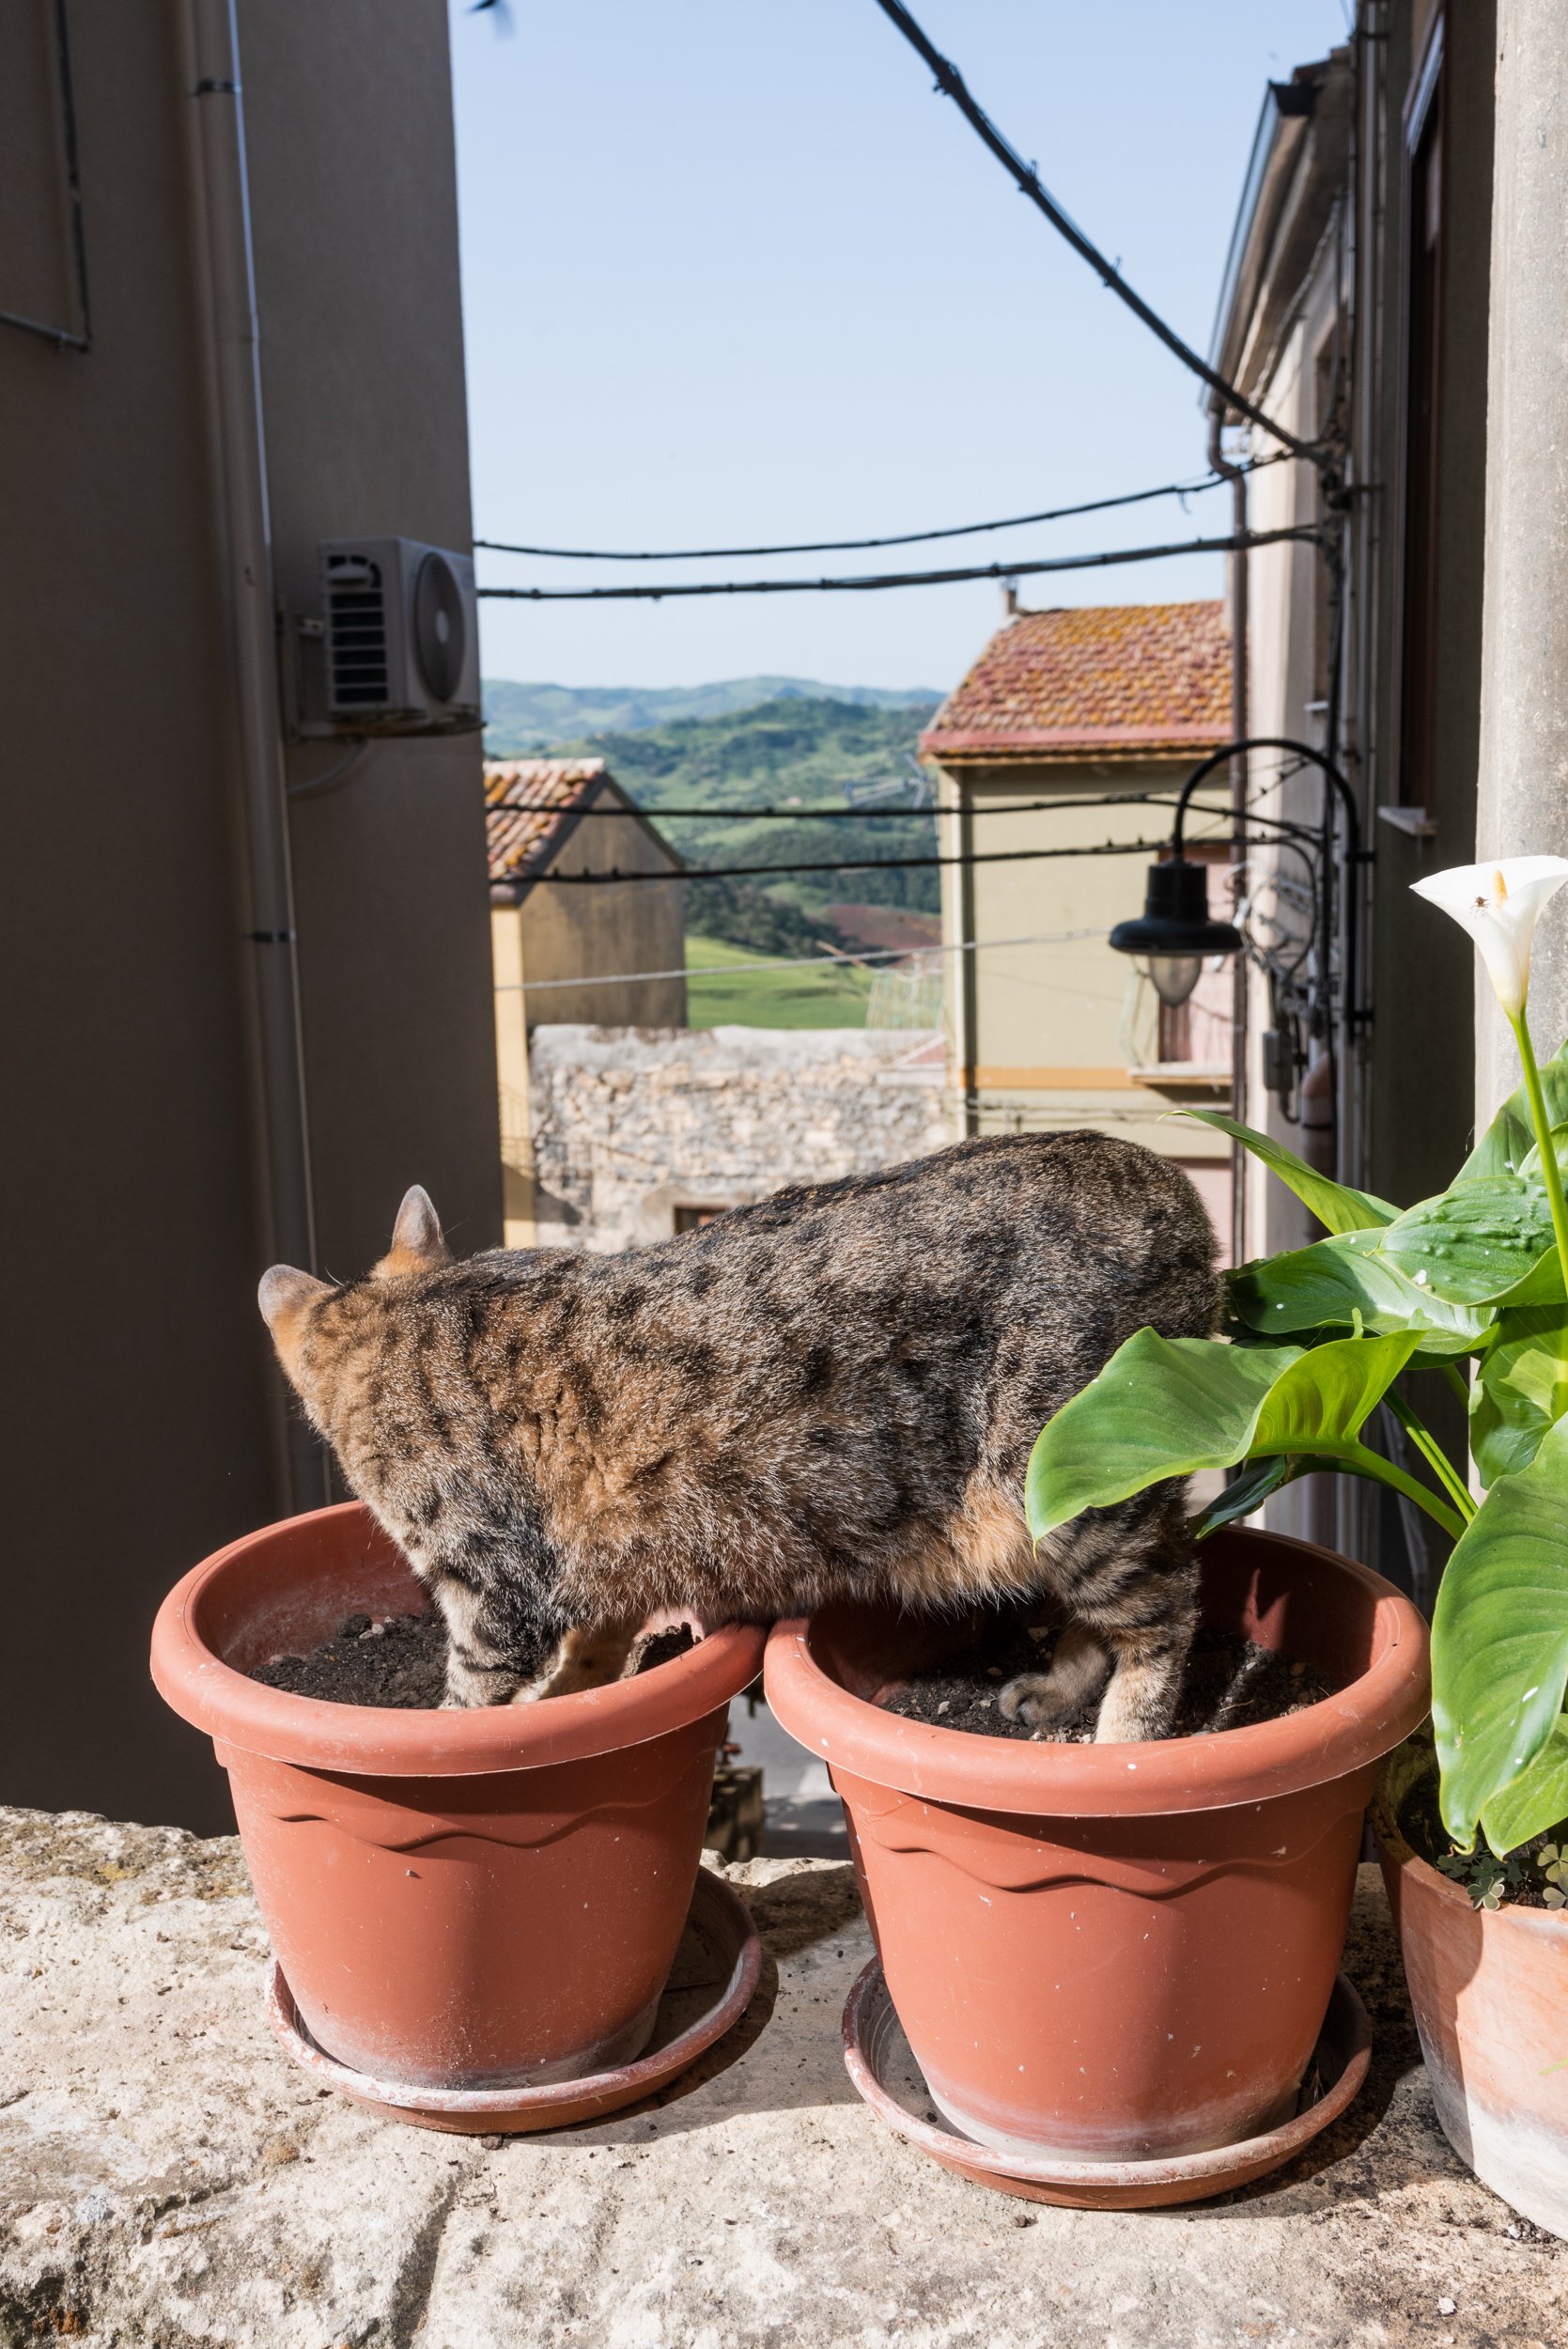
527, 1025, 952, 1251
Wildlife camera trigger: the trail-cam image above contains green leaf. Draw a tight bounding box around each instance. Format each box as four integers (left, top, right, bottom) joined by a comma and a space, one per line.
1378, 1177, 1564, 1307
1026, 1335, 1296, 1537
1228, 1229, 1492, 1356
1480, 1718, 1568, 1854
1433, 1417, 1568, 1849
1518, 1120, 1568, 1180
1251, 1331, 1425, 1452
1189, 1454, 1297, 1538
1460, 1039, 1568, 1181
1180, 1110, 1399, 1235
1026, 1330, 1422, 1540
1470, 1307, 1568, 1486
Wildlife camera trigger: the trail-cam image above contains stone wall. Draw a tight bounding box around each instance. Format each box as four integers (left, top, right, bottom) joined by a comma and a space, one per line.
527, 1026, 952, 1251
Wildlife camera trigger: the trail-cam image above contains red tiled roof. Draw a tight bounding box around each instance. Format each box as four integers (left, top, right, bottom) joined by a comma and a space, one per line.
920, 600, 1231, 762
484, 757, 683, 894
484, 758, 608, 884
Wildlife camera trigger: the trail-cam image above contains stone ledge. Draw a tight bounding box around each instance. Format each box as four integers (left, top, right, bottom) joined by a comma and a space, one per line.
0, 1807, 1562, 2346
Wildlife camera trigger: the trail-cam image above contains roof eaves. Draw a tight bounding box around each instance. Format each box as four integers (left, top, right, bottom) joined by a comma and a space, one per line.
921, 721, 1234, 764
1212, 52, 1352, 419
1208, 72, 1321, 396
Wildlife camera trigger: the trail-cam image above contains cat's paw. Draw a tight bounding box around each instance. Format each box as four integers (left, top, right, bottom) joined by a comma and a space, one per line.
998, 1624, 1110, 1734
998, 1672, 1069, 1732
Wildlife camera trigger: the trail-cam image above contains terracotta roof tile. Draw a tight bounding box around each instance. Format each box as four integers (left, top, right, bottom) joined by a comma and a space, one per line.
484, 757, 684, 894
484, 757, 608, 884
921, 600, 1231, 762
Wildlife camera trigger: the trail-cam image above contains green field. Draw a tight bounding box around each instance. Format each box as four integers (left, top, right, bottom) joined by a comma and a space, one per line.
686, 935, 872, 1030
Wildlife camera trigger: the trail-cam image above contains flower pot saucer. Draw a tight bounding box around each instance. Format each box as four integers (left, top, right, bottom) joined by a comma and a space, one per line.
266, 1866, 760, 2135
842, 1959, 1372, 2210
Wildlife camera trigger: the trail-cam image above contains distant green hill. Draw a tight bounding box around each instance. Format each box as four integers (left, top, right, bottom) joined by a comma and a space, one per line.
542, 693, 942, 958
482, 674, 940, 753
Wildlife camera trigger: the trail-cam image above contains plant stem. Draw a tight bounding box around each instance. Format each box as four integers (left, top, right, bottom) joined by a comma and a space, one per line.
1385, 1391, 1476, 1521
1511, 1006, 1568, 1302
1439, 1361, 1472, 1409
1339, 1444, 1467, 1542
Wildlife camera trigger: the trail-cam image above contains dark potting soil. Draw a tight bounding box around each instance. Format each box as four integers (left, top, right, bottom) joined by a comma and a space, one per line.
1396, 1766, 1562, 1912
250, 1615, 696, 1711
878, 1620, 1332, 1743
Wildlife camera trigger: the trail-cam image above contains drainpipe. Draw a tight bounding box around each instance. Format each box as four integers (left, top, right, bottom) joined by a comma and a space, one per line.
178, 0, 327, 1511
1208, 398, 1250, 1269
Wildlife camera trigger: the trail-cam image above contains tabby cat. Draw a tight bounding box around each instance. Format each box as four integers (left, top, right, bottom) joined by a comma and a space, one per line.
259, 1131, 1217, 1741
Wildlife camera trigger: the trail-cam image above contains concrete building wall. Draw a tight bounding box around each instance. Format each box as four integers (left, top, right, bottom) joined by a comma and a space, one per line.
245, 3, 501, 1284
508, 809, 687, 1034
1365, 0, 1493, 1205
0, 1, 498, 1830
1232, 2, 1491, 1242
1236, 295, 1343, 1273
931, 759, 1233, 1237
1219, 1, 1496, 1570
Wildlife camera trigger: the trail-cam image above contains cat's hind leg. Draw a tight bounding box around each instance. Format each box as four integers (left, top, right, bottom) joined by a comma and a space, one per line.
1016, 1485, 1198, 1744
1090, 1608, 1198, 1742
1082, 1522, 1200, 1744
428, 1563, 570, 1709
997, 1621, 1111, 1733
517, 1619, 644, 1702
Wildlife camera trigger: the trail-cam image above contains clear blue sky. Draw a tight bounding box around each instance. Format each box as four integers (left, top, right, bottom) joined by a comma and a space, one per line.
448, 1, 1349, 696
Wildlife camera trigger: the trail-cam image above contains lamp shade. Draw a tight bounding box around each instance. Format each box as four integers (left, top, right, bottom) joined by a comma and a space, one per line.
1109, 857, 1243, 969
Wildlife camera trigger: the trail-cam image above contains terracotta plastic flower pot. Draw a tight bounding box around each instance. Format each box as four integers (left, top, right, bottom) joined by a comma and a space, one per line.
151, 1500, 766, 2089
766, 1524, 1427, 2163
1373, 1748, 1568, 2238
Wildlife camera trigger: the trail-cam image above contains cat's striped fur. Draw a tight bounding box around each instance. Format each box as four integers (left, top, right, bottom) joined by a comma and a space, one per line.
259, 1130, 1218, 1741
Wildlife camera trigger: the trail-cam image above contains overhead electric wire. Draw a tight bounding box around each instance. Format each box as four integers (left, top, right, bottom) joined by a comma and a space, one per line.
476, 522, 1317, 603
525, 834, 1249, 885
498, 781, 1327, 903
493, 925, 1110, 994
494, 801, 940, 820
474, 451, 1296, 564
489, 770, 1311, 825
869, 0, 1314, 459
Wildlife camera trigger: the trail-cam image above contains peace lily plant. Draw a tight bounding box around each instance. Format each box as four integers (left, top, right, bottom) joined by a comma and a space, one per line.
1027, 854, 1568, 1886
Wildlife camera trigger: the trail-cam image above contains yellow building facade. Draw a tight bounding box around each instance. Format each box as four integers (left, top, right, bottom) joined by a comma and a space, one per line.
924, 603, 1236, 1254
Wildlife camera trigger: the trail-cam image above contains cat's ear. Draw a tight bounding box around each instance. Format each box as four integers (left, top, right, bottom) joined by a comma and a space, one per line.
258, 1265, 330, 1330
259, 1265, 330, 1385
383, 1184, 452, 1273
257, 1267, 331, 1378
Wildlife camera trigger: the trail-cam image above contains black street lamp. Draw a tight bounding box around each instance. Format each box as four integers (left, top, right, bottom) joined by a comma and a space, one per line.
1109, 735, 1362, 1027
1109, 856, 1243, 1006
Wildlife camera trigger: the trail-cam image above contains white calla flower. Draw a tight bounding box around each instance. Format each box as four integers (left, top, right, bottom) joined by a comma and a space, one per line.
1411, 856, 1568, 1018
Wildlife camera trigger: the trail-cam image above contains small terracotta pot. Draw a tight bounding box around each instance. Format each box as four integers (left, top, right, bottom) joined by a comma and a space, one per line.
151, 1501, 766, 2088
1373, 1748, 1568, 2238
766, 1525, 1427, 2162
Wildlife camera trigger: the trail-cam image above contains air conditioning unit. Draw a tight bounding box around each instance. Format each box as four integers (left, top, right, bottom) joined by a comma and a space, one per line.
318, 537, 481, 733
